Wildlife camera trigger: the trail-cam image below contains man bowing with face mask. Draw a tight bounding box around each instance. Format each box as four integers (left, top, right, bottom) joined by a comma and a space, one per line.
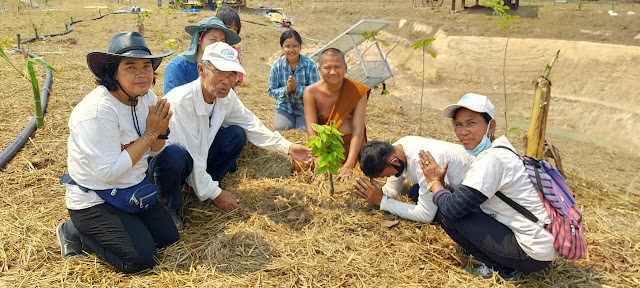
353, 136, 474, 223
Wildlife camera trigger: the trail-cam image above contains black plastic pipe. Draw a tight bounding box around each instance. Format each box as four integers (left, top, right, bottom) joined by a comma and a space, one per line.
0, 11, 137, 169
0, 48, 53, 168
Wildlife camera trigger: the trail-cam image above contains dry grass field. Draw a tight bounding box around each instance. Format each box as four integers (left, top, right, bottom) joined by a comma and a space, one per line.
1, 0, 639, 287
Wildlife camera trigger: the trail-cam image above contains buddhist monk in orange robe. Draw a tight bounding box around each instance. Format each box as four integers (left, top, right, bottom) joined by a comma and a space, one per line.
302, 48, 369, 178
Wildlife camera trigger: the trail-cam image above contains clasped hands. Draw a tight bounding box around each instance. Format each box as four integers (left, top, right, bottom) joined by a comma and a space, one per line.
419, 150, 449, 193
286, 76, 297, 94
352, 150, 451, 206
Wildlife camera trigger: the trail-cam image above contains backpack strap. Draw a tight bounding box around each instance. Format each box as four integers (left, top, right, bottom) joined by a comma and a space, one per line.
493, 146, 543, 224
495, 191, 539, 223
494, 145, 545, 194
60, 173, 90, 192
494, 145, 518, 156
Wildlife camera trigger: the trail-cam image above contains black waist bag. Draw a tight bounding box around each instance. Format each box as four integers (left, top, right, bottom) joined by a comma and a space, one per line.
61, 174, 158, 214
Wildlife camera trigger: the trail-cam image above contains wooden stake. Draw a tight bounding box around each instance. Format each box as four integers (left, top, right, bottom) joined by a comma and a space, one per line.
525, 50, 559, 158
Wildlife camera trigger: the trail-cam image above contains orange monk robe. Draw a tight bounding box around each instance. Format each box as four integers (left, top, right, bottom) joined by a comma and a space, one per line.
318, 78, 371, 162
291, 78, 370, 173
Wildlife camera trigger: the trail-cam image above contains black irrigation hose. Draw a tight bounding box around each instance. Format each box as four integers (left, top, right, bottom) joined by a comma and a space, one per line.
0, 48, 53, 169
0, 11, 137, 169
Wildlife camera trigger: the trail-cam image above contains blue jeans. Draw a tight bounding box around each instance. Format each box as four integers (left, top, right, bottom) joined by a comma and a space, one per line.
148, 125, 247, 210
410, 184, 420, 203
275, 105, 306, 132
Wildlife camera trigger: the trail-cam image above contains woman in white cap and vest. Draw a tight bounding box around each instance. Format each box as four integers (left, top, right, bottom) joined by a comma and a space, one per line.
419, 93, 555, 280
57, 31, 178, 273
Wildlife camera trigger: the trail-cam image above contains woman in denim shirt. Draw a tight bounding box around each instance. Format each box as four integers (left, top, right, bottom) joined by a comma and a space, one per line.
267, 29, 320, 132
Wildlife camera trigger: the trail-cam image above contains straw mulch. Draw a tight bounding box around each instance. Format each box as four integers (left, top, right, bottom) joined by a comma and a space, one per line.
1, 0, 639, 287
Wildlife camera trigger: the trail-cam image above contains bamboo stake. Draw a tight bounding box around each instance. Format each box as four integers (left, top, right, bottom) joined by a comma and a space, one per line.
525, 50, 559, 158
26, 60, 44, 128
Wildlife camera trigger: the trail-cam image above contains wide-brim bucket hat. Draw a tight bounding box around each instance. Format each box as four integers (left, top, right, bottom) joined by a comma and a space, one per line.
179, 17, 241, 63
87, 31, 174, 79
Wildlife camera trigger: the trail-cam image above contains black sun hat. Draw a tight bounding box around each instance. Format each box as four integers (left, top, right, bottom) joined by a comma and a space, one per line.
87, 31, 174, 79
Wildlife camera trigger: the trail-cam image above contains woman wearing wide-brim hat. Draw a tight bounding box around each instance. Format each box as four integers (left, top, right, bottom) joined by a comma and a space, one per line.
56, 31, 179, 273
163, 16, 241, 95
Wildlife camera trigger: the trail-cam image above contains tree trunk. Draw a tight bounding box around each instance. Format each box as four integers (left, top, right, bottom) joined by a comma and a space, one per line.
329, 173, 334, 196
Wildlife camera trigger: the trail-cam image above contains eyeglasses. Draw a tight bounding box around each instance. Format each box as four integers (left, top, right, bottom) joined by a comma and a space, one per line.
282, 44, 301, 50
204, 63, 238, 84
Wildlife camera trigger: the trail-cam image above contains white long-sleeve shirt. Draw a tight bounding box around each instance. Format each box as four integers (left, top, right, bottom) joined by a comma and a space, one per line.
379, 136, 474, 223
66, 86, 162, 210
163, 78, 292, 201
462, 136, 555, 261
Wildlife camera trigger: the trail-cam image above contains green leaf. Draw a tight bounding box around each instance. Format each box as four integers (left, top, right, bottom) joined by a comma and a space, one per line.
311, 123, 323, 133
0, 42, 9, 62
318, 154, 329, 167
411, 38, 436, 50
336, 151, 346, 161
307, 136, 317, 147
330, 141, 343, 151
320, 133, 328, 142
26, 61, 37, 88
165, 39, 176, 50
328, 165, 338, 175
316, 166, 327, 175
508, 127, 520, 132
28, 57, 57, 72
427, 50, 437, 59
330, 126, 343, 137
27, 61, 44, 127
327, 153, 336, 164
311, 146, 322, 157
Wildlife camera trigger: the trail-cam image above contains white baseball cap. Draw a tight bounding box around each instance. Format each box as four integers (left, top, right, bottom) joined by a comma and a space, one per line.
442, 93, 495, 119
201, 42, 247, 75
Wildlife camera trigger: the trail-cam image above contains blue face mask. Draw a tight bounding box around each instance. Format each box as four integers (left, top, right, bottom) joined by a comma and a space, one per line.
466, 125, 492, 156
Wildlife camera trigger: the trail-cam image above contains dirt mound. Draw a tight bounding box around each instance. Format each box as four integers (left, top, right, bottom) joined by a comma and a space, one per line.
378, 27, 640, 154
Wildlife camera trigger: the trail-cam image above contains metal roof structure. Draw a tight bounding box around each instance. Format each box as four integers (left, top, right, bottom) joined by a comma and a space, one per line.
309, 19, 396, 88
309, 19, 392, 62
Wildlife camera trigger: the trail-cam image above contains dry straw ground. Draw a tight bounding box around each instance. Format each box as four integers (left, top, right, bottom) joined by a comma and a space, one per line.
1, 0, 639, 287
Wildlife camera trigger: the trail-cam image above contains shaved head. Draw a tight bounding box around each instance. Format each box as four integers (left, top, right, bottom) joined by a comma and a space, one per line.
319, 48, 346, 67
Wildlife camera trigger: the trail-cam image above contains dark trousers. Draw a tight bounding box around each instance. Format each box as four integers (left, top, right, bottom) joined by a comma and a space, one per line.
68, 203, 179, 273
437, 209, 552, 275
148, 125, 247, 210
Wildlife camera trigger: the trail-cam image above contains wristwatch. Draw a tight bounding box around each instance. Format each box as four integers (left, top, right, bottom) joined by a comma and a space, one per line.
427, 180, 441, 191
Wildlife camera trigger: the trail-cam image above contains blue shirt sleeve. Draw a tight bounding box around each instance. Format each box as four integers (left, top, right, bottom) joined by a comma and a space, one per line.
163, 57, 187, 95
433, 185, 488, 220
267, 60, 288, 100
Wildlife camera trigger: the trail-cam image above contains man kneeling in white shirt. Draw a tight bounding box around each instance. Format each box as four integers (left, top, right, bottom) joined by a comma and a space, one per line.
353, 136, 473, 223
148, 42, 311, 229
